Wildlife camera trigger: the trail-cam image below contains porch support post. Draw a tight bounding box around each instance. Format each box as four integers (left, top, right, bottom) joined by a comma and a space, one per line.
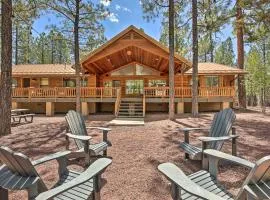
12, 101, 18, 109
176, 102, 184, 114
221, 102, 230, 110
46, 102, 55, 116
81, 102, 89, 116
89, 102, 96, 114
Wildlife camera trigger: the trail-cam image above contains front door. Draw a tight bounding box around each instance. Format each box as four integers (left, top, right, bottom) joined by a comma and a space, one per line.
112, 80, 121, 88
125, 80, 144, 96
23, 78, 30, 88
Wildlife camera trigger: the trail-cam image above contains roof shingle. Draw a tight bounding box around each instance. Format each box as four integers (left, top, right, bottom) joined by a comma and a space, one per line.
10, 64, 75, 76
185, 62, 247, 74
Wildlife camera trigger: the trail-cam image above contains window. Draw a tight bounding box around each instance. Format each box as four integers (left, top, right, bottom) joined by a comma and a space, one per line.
104, 81, 112, 87
205, 76, 219, 87
148, 80, 166, 87
12, 79, 18, 88
64, 78, 76, 87
126, 80, 144, 95
81, 79, 88, 87
111, 64, 160, 76
40, 78, 49, 88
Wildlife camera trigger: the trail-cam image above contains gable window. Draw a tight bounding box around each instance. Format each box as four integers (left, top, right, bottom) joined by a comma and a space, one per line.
111, 64, 160, 76
205, 76, 219, 87
40, 78, 49, 88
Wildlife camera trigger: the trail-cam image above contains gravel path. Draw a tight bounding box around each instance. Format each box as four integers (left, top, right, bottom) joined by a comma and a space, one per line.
1, 110, 270, 200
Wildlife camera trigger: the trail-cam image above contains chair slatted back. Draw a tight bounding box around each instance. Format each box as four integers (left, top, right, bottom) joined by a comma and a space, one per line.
237, 156, 270, 199
65, 110, 87, 150
209, 108, 236, 150
0, 146, 48, 191
0, 146, 37, 177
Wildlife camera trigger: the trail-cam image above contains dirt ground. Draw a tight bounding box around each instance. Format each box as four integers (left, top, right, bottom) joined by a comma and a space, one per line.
1, 108, 270, 200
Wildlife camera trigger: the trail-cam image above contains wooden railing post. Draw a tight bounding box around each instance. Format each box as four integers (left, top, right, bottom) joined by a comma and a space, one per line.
143, 90, 146, 117
114, 88, 121, 117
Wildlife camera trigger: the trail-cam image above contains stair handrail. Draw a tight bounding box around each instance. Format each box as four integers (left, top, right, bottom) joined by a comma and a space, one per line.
143, 90, 146, 117
115, 88, 121, 117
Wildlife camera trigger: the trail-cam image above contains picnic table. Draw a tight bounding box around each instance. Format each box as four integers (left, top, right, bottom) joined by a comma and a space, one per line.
11, 108, 35, 124
11, 108, 30, 115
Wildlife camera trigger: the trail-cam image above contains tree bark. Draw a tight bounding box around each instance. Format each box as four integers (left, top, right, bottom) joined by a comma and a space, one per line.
51, 37, 54, 64
75, 0, 81, 113
236, 0, 247, 109
15, 24, 18, 65
192, 0, 199, 117
209, 32, 214, 62
0, 0, 13, 136
168, 0, 175, 120
261, 39, 266, 113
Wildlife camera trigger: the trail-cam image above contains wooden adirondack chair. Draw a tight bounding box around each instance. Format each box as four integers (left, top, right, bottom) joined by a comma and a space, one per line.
180, 108, 238, 161
0, 146, 112, 200
65, 110, 112, 165
159, 149, 270, 200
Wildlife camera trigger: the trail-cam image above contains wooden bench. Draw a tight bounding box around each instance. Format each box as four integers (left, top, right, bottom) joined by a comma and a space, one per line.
11, 113, 35, 124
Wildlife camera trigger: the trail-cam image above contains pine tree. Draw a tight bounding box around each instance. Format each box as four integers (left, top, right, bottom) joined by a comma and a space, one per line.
215, 37, 234, 66
192, 0, 199, 117
41, 0, 107, 113
236, 0, 247, 109
168, 0, 175, 120
0, 0, 13, 136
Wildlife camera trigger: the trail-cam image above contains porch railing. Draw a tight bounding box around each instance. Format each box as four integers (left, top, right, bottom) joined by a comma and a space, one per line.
12, 87, 120, 98
12, 86, 235, 99
144, 87, 235, 98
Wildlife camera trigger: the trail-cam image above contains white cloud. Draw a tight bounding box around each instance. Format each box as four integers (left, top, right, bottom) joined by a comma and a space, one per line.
107, 13, 119, 23
115, 4, 121, 11
115, 4, 132, 13
100, 0, 111, 7
139, 0, 142, 5
123, 7, 131, 13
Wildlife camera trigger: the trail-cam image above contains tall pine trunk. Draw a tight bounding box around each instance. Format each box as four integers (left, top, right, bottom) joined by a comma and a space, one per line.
75, 0, 81, 113
168, 0, 175, 120
15, 24, 18, 65
0, 0, 12, 136
236, 0, 247, 109
261, 39, 266, 113
192, 0, 199, 117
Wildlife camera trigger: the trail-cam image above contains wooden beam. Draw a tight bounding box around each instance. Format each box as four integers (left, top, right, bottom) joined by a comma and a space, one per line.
83, 40, 132, 65
92, 63, 105, 73
159, 60, 169, 72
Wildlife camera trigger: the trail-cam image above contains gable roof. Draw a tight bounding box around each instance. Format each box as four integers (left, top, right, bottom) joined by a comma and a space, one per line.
185, 63, 247, 75
10, 64, 75, 76
81, 25, 192, 74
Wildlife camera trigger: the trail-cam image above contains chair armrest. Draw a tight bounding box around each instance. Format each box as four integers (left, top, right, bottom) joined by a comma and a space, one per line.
32, 151, 71, 166
198, 135, 239, 142
34, 158, 112, 200
204, 149, 255, 168
66, 133, 92, 141
158, 163, 225, 200
182, 127, 210, 132
86, 127, 111, 132
86, 127, 111, 145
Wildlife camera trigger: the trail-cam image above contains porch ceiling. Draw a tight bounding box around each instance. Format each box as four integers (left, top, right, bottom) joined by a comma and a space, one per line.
81, 26, 192, 75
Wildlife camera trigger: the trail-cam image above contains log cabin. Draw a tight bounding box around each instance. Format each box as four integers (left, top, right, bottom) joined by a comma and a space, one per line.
10, 26, 246, 117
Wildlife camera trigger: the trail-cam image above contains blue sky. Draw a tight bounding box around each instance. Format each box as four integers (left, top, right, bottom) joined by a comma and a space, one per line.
33, 0, 239, 54
33, 0, 162, 40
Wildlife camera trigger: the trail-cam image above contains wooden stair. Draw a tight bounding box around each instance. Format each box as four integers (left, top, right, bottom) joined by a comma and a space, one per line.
117, 99, 144, 118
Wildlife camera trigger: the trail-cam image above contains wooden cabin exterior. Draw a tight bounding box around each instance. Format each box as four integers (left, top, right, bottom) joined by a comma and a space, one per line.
10, 26, 246, 116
